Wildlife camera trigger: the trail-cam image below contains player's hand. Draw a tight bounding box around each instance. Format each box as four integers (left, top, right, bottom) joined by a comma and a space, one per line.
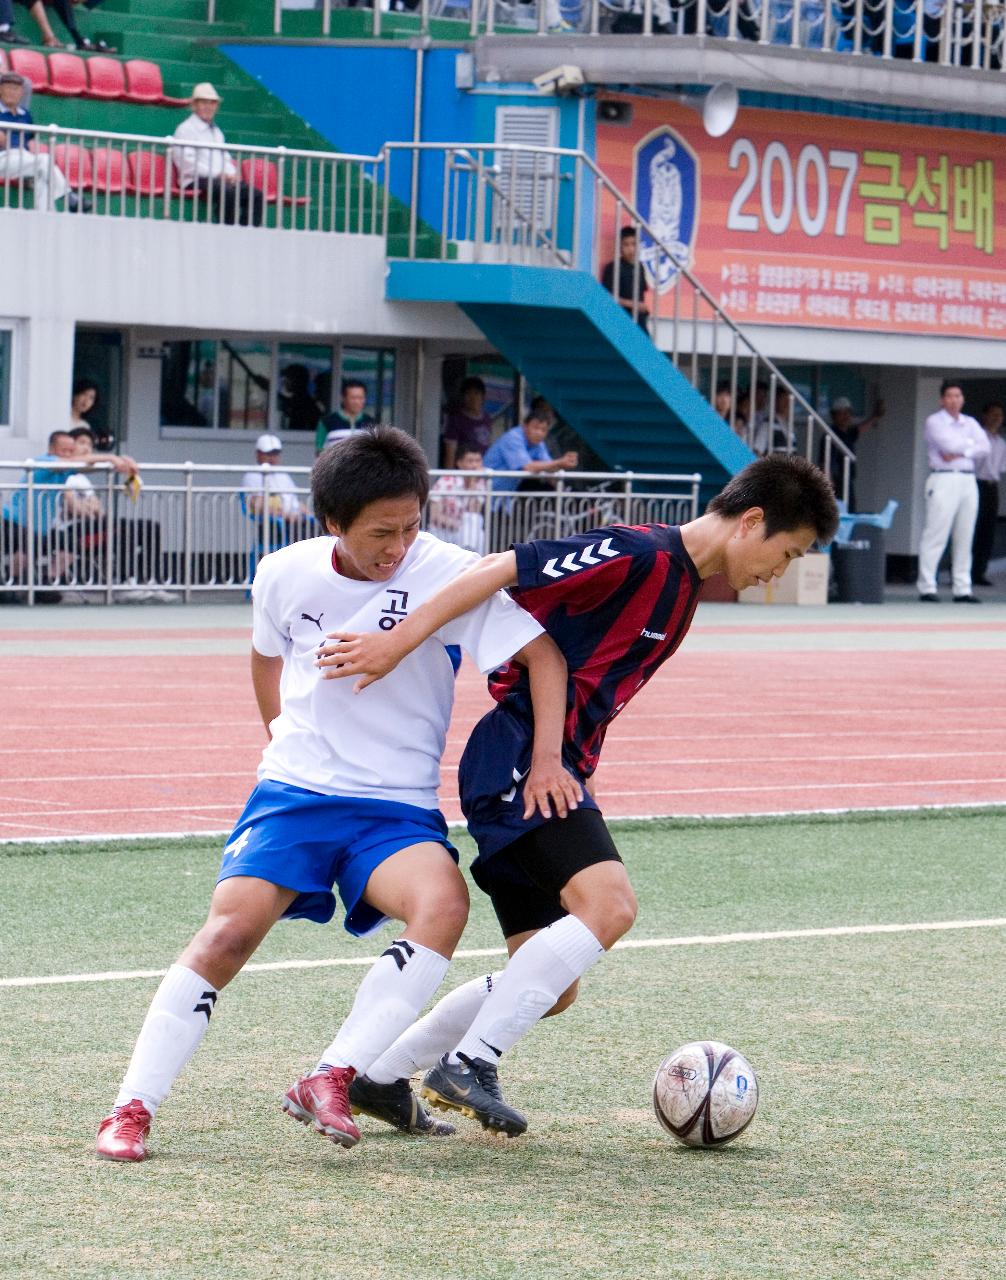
315, 629, 405, 692
523, 756, 583, 821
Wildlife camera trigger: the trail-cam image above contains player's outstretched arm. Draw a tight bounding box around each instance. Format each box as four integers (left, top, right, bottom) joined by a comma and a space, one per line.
512, 632, 582, 821
316, 550, 519, 691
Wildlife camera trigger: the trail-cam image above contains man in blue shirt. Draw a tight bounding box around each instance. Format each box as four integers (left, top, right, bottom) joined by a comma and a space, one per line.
483, 411, 578, 494
2, 429, 133, 583
0, 71, 87, 211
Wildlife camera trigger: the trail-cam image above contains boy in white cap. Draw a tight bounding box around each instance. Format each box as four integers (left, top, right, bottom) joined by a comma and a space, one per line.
241, 433, 313, 543
170, 82, 263, 226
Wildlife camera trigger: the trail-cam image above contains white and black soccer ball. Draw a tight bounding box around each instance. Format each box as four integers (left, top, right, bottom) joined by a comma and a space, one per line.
653, 1040, 759, 1148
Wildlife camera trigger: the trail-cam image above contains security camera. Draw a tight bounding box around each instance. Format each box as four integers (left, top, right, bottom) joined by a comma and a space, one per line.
532, 65, 585, 96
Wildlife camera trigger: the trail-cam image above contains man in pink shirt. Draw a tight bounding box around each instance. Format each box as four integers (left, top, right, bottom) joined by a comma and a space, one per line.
917, 380, 990, 604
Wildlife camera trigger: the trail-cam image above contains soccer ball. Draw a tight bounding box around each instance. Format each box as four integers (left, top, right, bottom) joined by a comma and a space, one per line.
653, 1040, 759, 1148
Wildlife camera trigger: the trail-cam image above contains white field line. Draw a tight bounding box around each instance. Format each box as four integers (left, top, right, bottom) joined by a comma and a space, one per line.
2, 799, 1005, 845
597, 778, 1006, 798
3, 916, 1004, 990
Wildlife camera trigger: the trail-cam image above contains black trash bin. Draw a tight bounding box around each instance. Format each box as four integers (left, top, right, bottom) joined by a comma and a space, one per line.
831, 522, 886, 604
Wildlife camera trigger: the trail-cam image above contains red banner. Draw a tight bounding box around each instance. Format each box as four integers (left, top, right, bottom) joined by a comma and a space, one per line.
597, 96, 1006, 340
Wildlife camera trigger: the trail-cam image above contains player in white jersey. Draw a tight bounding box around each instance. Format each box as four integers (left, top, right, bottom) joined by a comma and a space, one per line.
96, 428, 579, 1162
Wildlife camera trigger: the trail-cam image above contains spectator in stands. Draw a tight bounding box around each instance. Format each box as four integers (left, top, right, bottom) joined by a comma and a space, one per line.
0, 71, 89, 211
917, 379, 989, 603
428, 445, 487, 553
601, 227, 649, 330
2, 429, 134, 586
972, 401, 1006, 586
70, 376, 114, 450
441, 375, 494, 470
315, 378, 376, 452
820, 394, 884, 508
751, 384, 795, 456
0, 0, 29, 42
170, 83, 264, 228
55, 425, 163, 587
14, 0, 112, 51
484, 410, 578, 494
241, 433, 313, 540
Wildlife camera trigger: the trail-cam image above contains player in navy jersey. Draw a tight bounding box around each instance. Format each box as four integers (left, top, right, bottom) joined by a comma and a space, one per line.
95, 428, 578, 1163
317, 454, 839, 1135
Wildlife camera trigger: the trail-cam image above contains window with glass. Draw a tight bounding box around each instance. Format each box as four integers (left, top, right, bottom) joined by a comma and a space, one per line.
341, 347, 396, 424
0, 328, 12, 428
160, 339, 397, 433
277, 344, 332, 434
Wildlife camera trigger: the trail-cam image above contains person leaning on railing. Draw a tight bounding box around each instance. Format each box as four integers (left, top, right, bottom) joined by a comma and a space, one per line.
0, 71, 90, 211
1, 429, 136, 588
170, 82, 264, 228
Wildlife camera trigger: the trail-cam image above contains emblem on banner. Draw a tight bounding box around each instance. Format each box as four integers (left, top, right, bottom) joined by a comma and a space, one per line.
632, 126, 699, 294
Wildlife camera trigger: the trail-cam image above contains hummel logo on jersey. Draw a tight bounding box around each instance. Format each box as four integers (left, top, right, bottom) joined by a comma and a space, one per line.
382, 938, 416, 971
224, 827, 252, 859
194, 990, 218, 1022
300, 610, 324, 631
500, 767, 529, 804
541, 537, 619, 579
641, 629, 666, 641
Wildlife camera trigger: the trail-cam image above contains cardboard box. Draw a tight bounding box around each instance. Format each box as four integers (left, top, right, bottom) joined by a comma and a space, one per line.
737, 552, 829, 606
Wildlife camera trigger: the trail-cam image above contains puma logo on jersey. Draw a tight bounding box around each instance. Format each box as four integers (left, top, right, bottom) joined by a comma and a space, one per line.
300, 611, 324, 631
541, 538, 619, 579
641, 628, 666, 641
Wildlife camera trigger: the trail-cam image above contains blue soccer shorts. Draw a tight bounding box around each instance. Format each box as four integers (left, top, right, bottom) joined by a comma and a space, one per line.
216, 779, 457, 937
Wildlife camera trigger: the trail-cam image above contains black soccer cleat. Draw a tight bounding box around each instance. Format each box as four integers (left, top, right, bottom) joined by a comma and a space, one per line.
420, 1054, 527, 1137
348, 1074, 455, 1137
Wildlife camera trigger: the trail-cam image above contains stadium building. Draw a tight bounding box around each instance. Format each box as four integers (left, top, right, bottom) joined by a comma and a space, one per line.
2, 0, 1005, 582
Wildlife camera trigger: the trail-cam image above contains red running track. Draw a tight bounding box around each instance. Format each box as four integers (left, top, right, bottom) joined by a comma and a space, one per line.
3, 632, 1005, 840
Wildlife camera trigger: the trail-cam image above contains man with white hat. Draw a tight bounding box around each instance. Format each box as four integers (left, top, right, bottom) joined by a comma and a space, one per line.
241, 435, 313, 544
170, 81, 263, 226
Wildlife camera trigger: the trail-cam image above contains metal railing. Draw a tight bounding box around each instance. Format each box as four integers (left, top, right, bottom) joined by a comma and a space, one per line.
385, 141, 855, 500
0, 123, 385, 235
268, 0, 1005, 71
0, 463, 700, 604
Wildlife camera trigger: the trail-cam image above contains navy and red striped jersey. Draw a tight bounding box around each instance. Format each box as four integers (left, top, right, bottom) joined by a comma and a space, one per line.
489, 523, 702, 779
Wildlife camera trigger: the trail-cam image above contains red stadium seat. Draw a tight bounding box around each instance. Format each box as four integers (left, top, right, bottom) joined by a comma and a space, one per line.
47, 52, 88, 98
9, 49, 49, 93
91, 147, 125, 194
126, 150, 167, 196
51, 143, 92, 190
85, 56, 126, 101
240, 157, 310, 206
0, 48, 9, 75
123, 59, 188, 107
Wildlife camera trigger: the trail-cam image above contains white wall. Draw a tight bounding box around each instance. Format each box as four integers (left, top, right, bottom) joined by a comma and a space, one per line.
0, 210, 480, 459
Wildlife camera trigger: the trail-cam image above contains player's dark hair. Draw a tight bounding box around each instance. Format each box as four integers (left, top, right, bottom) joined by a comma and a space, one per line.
47, 430, 73, 450
940, 378, 964, 396
340, 378, 366, 396
707, 455, 839, 544
72, 378, 99, 399
312, 426, 429, 531
69, 426, 95, 443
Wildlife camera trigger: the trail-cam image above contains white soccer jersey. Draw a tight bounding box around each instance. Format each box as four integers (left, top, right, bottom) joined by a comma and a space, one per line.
252, 532, 543, 807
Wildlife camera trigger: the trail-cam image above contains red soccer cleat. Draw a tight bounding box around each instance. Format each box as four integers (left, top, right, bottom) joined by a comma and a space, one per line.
282, 1066, 361, 1149
95, 1099, 152, 1162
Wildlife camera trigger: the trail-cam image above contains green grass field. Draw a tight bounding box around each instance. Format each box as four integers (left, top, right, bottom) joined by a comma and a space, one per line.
3, 810, 1004, 1280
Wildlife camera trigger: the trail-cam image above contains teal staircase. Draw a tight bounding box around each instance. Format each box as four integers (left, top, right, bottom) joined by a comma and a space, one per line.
388, 261, 754, 495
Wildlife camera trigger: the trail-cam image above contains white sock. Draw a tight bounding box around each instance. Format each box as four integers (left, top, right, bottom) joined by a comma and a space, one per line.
113, 964, 219, 1115
315, 938, 449, 1077
452, 916, 603, 1064
366, 973, 499, 1084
